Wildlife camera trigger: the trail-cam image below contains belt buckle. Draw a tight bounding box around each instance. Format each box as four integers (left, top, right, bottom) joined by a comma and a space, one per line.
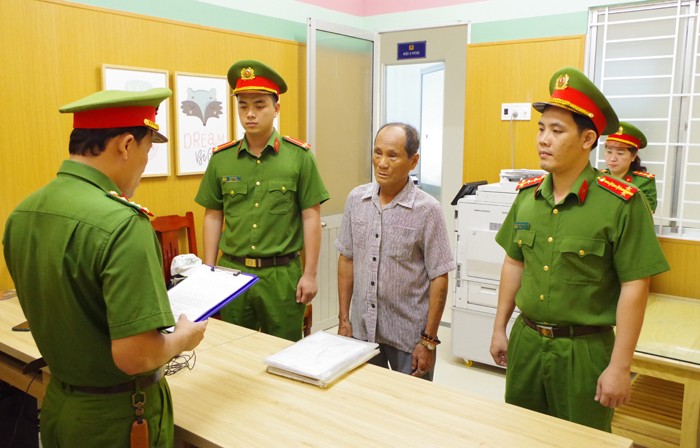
244, 258, 258, 268
537, 325, 554, 338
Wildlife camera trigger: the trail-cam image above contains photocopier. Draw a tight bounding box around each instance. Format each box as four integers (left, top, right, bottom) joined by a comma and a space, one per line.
452, 169, 545, 367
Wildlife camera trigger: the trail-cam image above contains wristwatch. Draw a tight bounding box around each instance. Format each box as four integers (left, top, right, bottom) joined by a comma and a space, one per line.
419, 338, 436, 351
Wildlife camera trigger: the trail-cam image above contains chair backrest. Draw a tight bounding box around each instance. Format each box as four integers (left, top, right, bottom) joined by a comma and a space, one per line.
151, 212, 197, 284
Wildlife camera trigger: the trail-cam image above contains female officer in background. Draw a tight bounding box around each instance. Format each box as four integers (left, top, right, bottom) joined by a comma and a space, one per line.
604, 122, 658, 212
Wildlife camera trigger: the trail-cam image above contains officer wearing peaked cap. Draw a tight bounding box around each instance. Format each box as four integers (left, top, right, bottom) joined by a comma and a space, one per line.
3, 88, 207, 448
490, 67, 669, 432
196, 60, 329, 342
604, 122, 657, 212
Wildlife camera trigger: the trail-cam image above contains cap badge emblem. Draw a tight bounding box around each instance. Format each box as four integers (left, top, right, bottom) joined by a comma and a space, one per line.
617, 126, 624, 134
241, 67, 256, 80
143, 118, 159, 130
554, 73, 570, 90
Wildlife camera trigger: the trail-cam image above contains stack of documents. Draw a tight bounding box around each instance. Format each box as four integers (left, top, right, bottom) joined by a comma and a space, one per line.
265, 331, 379, 388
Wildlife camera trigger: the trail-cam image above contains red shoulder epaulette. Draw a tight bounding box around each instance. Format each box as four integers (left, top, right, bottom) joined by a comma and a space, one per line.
283, 135, 311, 150
106, 191, 154, 217
596, 175, 638, 201
633, 170, 655, 179
516, 175, 546, 191
212, 139, 240, 155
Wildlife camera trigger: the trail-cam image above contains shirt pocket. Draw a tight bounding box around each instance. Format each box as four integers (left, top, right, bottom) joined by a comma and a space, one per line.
384, 225, 418, 261
268, 178, 297, 215
513, 229, 536, 255
221, 181, 248, 216
558, 237, 606, 285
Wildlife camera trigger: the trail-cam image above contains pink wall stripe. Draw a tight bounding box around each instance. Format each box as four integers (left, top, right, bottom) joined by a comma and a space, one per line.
297, 0, 484, 17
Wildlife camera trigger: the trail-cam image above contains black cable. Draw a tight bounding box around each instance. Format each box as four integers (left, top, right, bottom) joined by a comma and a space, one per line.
164, 351, 196, 376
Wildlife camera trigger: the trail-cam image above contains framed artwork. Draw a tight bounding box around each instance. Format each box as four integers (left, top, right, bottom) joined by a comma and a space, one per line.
174, 72, 231, 175
102, 64, 171, 177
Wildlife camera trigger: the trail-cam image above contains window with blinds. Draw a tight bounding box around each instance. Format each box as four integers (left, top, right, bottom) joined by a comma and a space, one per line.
587, 0, 700, 237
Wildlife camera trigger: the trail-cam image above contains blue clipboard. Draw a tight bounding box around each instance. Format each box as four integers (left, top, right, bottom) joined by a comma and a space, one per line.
167, 264, 259, 322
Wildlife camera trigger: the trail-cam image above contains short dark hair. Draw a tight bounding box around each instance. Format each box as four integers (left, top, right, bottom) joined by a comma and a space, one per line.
68, 127, 150, 156
376, 122, 420, 157
571, 112, 599, 150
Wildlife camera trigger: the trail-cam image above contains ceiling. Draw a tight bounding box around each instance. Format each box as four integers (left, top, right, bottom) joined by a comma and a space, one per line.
295, 0, 486, 17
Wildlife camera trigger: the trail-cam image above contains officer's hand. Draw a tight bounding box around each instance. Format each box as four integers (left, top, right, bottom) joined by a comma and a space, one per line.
595, 365, 631, 408
489, 332, 509, 367
174, 314, 208, 352
296, 273, 318, 304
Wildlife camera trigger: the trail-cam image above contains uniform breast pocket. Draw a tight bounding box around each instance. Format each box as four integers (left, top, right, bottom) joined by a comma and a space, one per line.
384, 225, 418, 261
268, 178, 297, 215
514, 229, 536, 255
558, 237, 606, 285
221, 181, 248, 216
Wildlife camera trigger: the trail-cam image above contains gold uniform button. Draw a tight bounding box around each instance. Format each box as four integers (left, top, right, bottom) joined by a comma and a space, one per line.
518, 239, 523, 247
256, 160, 261, 164
281, 186, 286, 192
252, 224, 258, 229
540, 295, 545, 301
256, 181, 261, 186
553, 209, 559, 215
251, 245, 256, 250
547, 237, 553, 243
254, 203, 260, 208
579, 249, 585, 256
230, 190, 235, 195
543, 265, 549, 271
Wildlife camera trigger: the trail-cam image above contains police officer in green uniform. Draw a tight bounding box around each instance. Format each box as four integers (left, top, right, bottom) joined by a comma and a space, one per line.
603, 122, 658, 212
3, 88, 207, 448
196, 60, 329, 342
489, 67, 670, 432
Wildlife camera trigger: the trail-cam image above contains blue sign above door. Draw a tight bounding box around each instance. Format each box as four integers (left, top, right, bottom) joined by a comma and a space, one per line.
397, 41, 426, 60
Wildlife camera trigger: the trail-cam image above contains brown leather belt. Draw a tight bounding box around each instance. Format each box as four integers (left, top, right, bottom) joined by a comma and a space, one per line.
55, 368, 165, 395
223, 252, 299, 268
521, 315, 612, 338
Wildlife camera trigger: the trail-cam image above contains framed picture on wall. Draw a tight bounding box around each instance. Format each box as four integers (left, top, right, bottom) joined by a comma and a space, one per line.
174, 72, 231, 176
102, 64, 171, 177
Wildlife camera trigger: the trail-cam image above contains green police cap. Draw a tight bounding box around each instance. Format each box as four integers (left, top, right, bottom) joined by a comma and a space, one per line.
59, 88, 172, 143
606, 121, 647, 150
533, 67, 619, 136
227, 60, 287, 96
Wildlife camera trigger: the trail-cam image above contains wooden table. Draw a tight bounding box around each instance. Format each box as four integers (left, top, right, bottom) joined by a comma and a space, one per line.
612, 293, 700, 447
0, 297, 632, 447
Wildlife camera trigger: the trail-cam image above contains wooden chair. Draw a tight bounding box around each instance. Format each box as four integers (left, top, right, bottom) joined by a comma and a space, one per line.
151, 212, 197, 285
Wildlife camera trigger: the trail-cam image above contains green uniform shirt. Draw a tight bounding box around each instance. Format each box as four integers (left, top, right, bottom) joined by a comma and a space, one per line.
496, 164, 669, 326
602, 168, 657, 213
195, 129, 329, 257
3, 160, 175, 387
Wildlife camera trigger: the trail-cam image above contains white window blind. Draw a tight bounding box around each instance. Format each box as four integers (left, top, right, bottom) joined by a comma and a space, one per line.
587, 0, 700, 237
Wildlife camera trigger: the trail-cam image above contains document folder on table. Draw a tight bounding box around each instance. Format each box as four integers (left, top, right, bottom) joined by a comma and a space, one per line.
264, 331, 379, 388
167, 264, 258, 322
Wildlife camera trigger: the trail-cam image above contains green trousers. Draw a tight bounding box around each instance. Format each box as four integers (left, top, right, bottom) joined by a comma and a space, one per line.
505, 315, 615, 431
40, 377, 173, 448
218, 256, 305, 341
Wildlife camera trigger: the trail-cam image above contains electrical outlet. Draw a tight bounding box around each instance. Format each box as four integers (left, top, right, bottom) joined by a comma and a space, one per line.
501, 103, 532, 121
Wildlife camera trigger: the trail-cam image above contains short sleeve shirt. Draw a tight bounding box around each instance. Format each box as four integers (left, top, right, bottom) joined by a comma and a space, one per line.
335, 180, 456, 352
195, 129, 329, 257
495, 164, 669, 326
3, 160, 175, 387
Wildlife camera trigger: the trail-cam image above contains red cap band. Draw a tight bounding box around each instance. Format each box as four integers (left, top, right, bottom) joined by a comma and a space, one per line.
549, 86, 606, 135
73, 106, 156, 129
607, 133, 642, 149
234, 76, 280, 95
